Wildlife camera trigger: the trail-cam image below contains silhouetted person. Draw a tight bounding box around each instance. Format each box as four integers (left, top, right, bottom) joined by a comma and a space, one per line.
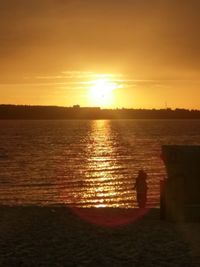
134, 169, 148, 208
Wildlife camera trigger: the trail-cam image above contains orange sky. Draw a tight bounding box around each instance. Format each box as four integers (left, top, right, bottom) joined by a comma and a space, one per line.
0, 0, 200, 109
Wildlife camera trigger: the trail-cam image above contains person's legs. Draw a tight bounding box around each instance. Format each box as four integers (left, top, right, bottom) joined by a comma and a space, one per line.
137, 193, 147, 208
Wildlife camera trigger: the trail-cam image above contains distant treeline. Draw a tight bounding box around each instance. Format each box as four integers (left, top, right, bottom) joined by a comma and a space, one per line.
0, 105, 200, 119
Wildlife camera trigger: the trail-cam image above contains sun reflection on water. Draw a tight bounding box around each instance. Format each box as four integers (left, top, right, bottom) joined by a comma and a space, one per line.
82, 120, 133, 208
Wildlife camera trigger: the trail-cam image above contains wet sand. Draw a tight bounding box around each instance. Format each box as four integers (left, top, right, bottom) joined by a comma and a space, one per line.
0, 206, 199, 266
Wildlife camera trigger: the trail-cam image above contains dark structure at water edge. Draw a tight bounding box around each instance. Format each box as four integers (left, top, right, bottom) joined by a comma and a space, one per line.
161, 145, 200, 222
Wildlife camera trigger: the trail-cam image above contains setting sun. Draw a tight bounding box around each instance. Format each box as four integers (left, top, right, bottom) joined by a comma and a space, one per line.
88, 78, 118, 107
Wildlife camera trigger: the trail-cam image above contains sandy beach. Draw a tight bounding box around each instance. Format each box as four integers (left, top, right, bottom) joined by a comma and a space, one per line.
0, 206, 200, 266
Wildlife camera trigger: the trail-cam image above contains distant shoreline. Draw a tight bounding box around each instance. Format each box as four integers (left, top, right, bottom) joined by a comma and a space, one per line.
1, 104, 200, 120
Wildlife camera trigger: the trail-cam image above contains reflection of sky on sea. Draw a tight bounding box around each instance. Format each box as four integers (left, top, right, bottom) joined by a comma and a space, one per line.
1, 120, 199, 207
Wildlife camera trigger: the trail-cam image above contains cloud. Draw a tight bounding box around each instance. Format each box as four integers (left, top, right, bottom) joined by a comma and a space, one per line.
0, 0, 200, 80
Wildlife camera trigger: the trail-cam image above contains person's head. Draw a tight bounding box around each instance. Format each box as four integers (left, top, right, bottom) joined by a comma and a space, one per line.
138, 169, 147, 178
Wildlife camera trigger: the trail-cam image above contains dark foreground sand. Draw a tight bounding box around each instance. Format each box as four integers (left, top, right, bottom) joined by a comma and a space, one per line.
0, 206, 200, 267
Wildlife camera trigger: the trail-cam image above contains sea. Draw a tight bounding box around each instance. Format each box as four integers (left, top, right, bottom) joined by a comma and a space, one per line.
0, 119, 200, 208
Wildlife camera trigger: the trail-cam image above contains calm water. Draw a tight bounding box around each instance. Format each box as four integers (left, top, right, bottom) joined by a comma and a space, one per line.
0, 119, 200, 208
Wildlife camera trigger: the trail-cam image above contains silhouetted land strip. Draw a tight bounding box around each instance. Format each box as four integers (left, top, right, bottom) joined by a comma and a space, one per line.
1, 105, 200, 119
0, 206, 199, 266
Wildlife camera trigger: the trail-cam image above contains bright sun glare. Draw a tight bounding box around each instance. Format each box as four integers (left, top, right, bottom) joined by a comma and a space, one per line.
89, 78, 118, 107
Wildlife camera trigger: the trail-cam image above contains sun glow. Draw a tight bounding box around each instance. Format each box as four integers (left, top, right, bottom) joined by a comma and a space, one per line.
89, 78, 118, 107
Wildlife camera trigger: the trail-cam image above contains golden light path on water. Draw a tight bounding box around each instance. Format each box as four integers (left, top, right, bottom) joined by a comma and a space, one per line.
83, 120, 132, 208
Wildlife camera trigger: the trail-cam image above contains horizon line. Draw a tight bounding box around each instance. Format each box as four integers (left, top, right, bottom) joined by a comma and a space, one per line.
0, 104, 200, 112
